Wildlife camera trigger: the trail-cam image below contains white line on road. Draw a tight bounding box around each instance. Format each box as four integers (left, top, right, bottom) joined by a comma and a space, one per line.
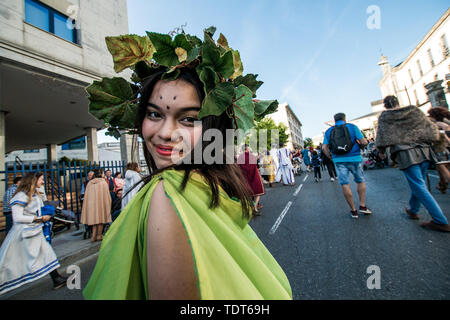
269, 201, 293, 235
293, 184, 303, 196
303, 175, 308, 182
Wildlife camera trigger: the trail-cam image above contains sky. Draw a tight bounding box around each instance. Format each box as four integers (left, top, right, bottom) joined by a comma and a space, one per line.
99, 0, 449, 143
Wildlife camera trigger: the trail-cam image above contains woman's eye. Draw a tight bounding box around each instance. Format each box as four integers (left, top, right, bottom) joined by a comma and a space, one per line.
180, 117, 199, 124
146, 111, 161, 120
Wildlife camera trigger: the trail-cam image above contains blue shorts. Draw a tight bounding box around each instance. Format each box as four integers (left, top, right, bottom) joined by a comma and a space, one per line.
335, 162, 365, 185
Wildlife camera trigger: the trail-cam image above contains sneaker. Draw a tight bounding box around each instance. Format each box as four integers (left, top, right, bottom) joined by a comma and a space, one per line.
359, 206, 372, 215
405, 208, 419, 220
350, 210, 359, 219
331, 178, 335, 182
315, 178, 318, 182
420, 221, 450, 232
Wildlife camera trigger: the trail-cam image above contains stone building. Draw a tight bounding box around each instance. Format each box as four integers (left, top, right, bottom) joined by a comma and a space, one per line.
378, 8, 450, 113
0, 0, 130, 196
267, 102, 303, 150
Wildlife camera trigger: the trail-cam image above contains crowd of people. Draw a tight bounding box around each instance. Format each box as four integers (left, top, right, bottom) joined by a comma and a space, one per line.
79, 163, 143, 242
0, 162, 144, 295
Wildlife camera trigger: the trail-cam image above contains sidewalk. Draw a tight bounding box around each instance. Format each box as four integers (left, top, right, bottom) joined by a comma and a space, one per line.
51, 227, 101, 268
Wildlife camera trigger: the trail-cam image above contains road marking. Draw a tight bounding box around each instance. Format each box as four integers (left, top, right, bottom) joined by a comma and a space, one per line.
429, 174, 439, 179
293, 184, 303, 196
303, 175, 308, 182
269, 201, 293, 235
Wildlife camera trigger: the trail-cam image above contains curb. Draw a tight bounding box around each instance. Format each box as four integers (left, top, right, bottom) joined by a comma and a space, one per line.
58, 241, 101, 269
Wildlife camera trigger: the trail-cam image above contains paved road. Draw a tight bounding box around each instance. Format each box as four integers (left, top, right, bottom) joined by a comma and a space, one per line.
250, 167, 450, 299
3, 167, 449, 300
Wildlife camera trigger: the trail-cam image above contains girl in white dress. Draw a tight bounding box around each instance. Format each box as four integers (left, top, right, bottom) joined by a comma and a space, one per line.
0, 172, 67, 295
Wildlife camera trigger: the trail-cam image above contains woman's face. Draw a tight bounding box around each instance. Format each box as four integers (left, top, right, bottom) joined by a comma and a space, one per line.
142, 79, 203, 169
36, 175, 44, 188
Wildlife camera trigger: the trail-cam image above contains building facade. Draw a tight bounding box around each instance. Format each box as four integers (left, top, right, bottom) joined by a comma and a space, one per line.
267, 102, 303, 150
0, 0, 130, 195
378, 9, 450, 113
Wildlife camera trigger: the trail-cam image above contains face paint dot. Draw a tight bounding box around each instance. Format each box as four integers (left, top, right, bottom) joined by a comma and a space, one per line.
160, 96, 163, 100
173, 96, 177, 100
167, 106, 170, 110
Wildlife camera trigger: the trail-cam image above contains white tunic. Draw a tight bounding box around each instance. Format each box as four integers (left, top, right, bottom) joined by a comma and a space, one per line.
0, 191, 59, 295
275, 148, 295, 185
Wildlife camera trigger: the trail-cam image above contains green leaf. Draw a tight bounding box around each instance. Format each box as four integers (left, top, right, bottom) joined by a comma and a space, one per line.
86, 77, 137, 130
217, 33, 229, 50
105, 35, 155, 73
173, 33, 193, 52
198, 82, 234, 119
202, 32, 235, 79
231, 50, 243, 80
105, 127, 122, 139
186, 46, 202, 64
120, 103, 138, 127
186, 34, 202, 47
254, 100, 279, 121
233, 85, 255, 133
161, 69, 181, 81
233, 74, 263, 97
197, 66, 219, 95
133, 61, 164, 81
204, 26, 217, 37
146, 32, 193, 66
146, 32, 176, 67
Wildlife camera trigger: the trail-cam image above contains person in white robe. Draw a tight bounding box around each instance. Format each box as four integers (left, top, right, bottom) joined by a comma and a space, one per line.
0, 172, 67, 295
121, 163, 143, 210
275, 146, 295, 186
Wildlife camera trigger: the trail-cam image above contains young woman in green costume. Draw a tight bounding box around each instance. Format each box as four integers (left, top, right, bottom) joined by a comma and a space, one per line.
83, 33, 293, 300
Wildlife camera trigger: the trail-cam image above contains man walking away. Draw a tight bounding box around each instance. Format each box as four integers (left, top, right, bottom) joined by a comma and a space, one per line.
376, 96, 449, 232
2, 177, 22, 235
322, 113, 371, 219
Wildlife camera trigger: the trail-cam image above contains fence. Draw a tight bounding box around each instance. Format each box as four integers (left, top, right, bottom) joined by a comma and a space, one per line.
1, 161, 126, 216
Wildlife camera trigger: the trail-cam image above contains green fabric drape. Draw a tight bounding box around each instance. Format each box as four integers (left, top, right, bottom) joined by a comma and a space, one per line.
83, 169, 292, 300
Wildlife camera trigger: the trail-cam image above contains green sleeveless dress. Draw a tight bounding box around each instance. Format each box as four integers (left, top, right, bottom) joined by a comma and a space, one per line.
83, 169, 292, 300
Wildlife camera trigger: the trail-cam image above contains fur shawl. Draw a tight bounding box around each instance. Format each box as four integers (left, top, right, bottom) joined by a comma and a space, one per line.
375, 106, 440, 148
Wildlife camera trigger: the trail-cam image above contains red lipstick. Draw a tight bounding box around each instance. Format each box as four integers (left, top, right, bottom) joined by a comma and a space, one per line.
155, 145, 181, 156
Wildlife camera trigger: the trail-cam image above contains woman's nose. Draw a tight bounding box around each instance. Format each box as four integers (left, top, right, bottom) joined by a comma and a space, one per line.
157, 118, 178, 141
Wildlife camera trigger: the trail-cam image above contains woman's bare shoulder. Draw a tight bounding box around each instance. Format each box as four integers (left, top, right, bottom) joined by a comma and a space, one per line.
146, 179, 199, 299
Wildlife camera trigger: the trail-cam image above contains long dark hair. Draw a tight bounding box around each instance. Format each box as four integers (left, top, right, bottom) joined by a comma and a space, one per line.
13, 172, 44, 203
134, 68, 253, 218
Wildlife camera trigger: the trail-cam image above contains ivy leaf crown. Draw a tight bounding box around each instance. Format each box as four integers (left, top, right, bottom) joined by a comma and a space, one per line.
86, 26, 279, 139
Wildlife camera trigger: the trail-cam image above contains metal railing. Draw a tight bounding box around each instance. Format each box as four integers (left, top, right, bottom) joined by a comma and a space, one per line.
1, 161, 126, 214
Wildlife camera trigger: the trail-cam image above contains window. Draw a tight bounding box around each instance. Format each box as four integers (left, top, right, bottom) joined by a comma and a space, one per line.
24, 0, 79, 44
413, 90, 419, 106
427, 49, 435, 68
441, 34, 449, 58
408, 69, 414, 84
62, 137, 86, 150
24, 149, 40, 153
417, 60, 424, 77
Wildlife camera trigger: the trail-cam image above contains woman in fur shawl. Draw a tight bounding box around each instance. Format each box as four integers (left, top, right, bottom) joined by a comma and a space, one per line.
376, 96, 449, 232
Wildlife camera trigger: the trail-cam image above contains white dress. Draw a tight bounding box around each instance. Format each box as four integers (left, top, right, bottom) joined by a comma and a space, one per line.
121, 170, 143, 210
0, 192, 60, 295
275, 148, 295, 185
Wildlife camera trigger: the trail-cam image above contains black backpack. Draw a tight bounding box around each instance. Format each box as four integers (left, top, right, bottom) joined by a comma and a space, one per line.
329, 125, 354, 155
